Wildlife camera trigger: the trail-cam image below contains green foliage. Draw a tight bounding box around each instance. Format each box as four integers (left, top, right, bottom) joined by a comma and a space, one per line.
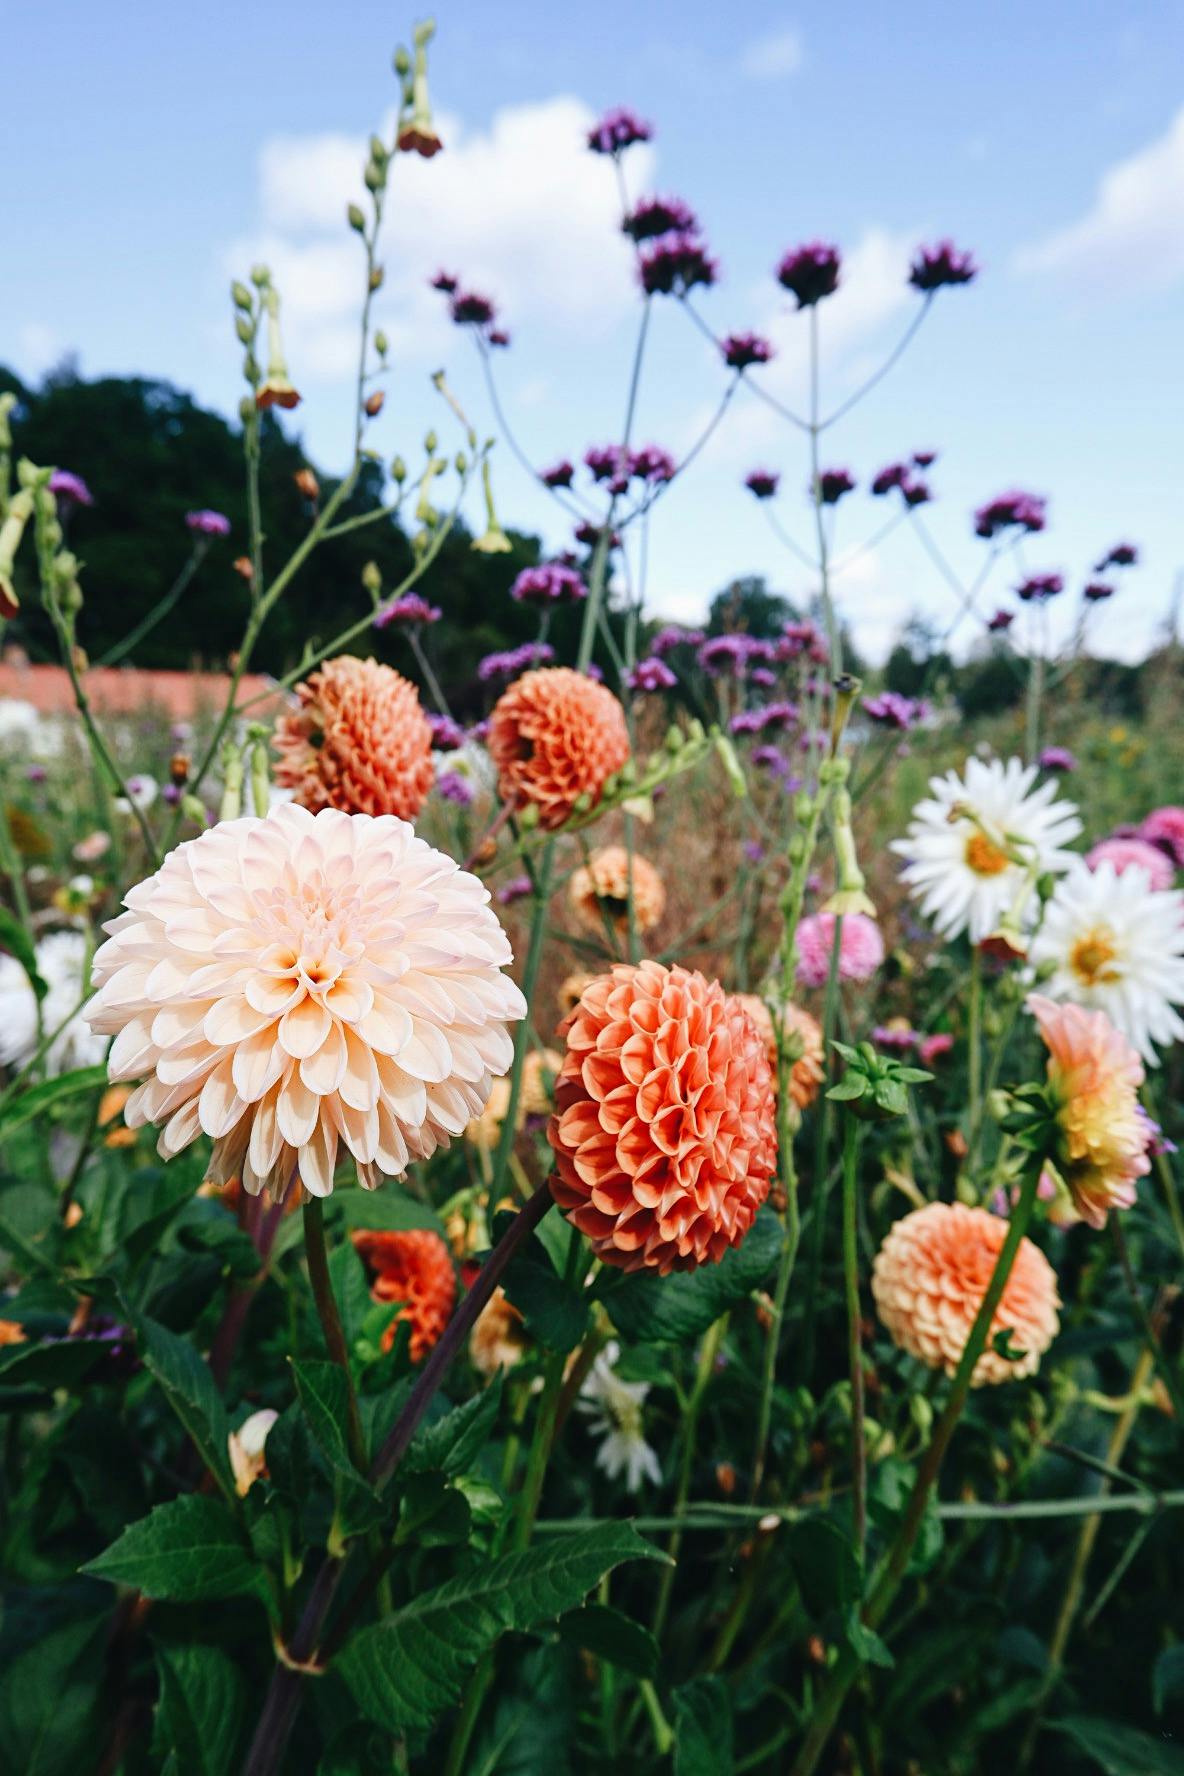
83, 1494, 270, 1607
597, 1206, 782, 1343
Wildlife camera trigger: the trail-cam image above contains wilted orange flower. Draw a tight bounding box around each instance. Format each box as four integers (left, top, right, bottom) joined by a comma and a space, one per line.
1028, 993, 1149, 1228
487, 668, 630, 830
352, 1227, 456, 1360
470, 1287, 528, 1375
732, 995, 825, 1112
293, 468, 319, 500
872, 1201, 1060, 1386
569, 847, 666, 937
233, 556, 254, 583
548, 961, 777, 1274
273, 655, 434, 820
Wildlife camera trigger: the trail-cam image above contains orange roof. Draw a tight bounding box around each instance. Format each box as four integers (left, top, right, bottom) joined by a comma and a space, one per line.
0, 660, 285, 719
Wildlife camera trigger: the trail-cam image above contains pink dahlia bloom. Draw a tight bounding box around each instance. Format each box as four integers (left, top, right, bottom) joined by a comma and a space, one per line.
795, 912, 884, 989
86, 805, 526, 1199
1086, 835, 1175, 891
1139, 806, 1184, 869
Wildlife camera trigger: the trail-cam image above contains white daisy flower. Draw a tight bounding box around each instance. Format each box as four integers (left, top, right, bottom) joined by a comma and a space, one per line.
1028, 859, 1184, 1063
579, 1342, 662, 1492
892, 756, 1081, 944
0, 930, 106, 1076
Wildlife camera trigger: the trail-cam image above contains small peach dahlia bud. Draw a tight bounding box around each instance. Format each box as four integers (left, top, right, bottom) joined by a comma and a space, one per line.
548, 961, 777, 1273
569, 846, 666, 936
274, 654, 434, 821
352, 1227, 456, 1360
872, 1201, 1059, 1386
488, 667, 630, 830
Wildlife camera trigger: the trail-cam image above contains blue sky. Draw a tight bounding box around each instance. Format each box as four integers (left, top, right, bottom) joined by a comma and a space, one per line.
8, 1, 1183, 661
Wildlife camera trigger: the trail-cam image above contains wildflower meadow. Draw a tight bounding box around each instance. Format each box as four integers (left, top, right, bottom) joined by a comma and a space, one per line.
2, 19, 1184, 1776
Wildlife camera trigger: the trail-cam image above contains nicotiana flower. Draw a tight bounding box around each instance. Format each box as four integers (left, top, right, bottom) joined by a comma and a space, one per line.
579, 1342, 662, 1491
488, 668, 630, 830
795, 912, 884, 988
722, 332, 774, 370
872, 1202, 1059, 1386
776, 241, 841, 308
744, 469, 779, 500
892, 756, 1081, 944
0, 930, 108, 1076
85, 804, 527, 1197
549, 962, 776, 1273
185, 509, 231, 537
909, 241, 978, 291
273, 656, 434, 822
1028, 994, 1150, 1227
587, 106, 652, 155
622, 195, 698, 241
1027, 859, 1184, 1062
510, 563, 587, 605
353, 1227, 456, 1359
1086, 835, 1175, 891
49, 469, 94, 507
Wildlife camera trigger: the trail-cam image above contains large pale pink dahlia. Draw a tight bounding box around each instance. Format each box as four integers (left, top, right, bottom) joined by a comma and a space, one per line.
86, 805, 526, 1198
872, 1201, 1060, 1386
548, 961, 777, 1274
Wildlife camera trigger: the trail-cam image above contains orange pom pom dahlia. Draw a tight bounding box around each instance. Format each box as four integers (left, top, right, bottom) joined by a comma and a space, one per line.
352, 1227, 456, 1360
488, 668, 630, 830
273, 654, 434, 820
732, 994, 825, 1112
570, 846, 666, 936
872, 1201, 1060, 1387
548, 961, 777, 1273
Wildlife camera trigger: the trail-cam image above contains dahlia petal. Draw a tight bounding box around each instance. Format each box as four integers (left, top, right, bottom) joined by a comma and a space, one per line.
300, 1022, 348, 1096
278, 996, 333, 1059
299, 1117, 339, 1197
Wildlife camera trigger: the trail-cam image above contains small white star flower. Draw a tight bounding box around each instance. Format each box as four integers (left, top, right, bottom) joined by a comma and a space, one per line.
579, 1342, 662, 1492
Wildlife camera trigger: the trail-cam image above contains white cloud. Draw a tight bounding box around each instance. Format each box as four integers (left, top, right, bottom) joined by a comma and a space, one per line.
1015, 105, 1184, 290
739, 27, 804, 80
225, 98, 656, 384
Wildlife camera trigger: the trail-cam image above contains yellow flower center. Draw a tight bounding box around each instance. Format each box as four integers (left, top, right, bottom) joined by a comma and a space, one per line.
964, 832, 1010, 877
1069, 927, 1120, 986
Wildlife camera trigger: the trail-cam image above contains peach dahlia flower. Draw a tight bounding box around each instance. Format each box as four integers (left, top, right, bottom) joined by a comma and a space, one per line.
86, 804, 526, 1199
569, 847, 666, 937
1028, 993, 1149, 1228
273, 654, 434, 821
732, 994, 825, 1112
548, 961, 777, 1274
352, 1227, 456, 1360
487, 667, 630, 830
872, 1201, 1060, 1386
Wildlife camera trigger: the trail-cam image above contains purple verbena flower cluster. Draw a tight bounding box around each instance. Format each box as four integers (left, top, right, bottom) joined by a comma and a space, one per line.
649, 624, 705, 656
587, 107, 652, 155
477, 641, 555, 682
816, 467, 856, 506
185, 509, 231, 537
722, 332, 774, 370
427, 713, 466, 751
623, 195, 698, 242
974, 490, 1047, 538
909, 241, 978, 292
510, 563, 588, 605
864, 691, 930, 731
627, 656, 678, 693
1016, 573, 1064, 602
776, 241, 841, 309
374, 591, 442, 628
744, 469, 780, 500
49, 469, 94, 507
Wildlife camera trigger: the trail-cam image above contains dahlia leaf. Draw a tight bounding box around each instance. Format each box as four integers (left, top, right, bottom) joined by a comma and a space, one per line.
291, 1358, 384, 1538
136, 1314, 233, 1495
786, 1515, 860, 1621
0, 907, 47, 1001
557, 1602, 659, 1679
672, 1675, 734, 1776
0, 1063, 108, 1137
499, 1221, 590, 1352
82, 1496, 270, 1609
152, 1642, 246, 1776
337, 1521, 666, 1732
404, 1374, 503, 1478
597, 1207, 782, 1345
0, 1616, 106, 1776
1051, 1714, 1184, 1775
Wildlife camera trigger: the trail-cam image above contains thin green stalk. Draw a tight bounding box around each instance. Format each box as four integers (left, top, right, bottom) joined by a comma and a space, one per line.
98, 540, 207, 667
1025, 645, 1045, 765
966, 945, 983, 1159
807, 305, 841, 674
800, 913, 845, 1378
1111, 1216, 1184, 1424
653, 1315, 725, 1638
490, 840, 556, 1199
302, 1199, 367, 1474
840, 1116, 866, 1564
788, 1154, 1046, 1776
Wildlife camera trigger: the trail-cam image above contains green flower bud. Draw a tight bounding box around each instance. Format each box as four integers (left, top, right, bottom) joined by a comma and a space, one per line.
393, 45, 411, 76
250, 263, 271, 288
231, 281, 253, 311
235, 315, 253, 346
361, 560, 382, 595
180, 794, 209, 827
347, 203, 366, 233
391, 456, 407, 482
375, 330, 389, 356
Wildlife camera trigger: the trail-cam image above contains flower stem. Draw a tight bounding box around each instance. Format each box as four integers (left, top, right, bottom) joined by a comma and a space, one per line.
841, 1116, 866, 1565
489, 840, 556, 1200
966, 944, 983, 1160
303, 1198, 367, 1474
654, 1314, 725, 1637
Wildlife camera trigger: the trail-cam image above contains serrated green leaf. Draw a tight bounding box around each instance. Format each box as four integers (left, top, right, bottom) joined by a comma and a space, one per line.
501, 1224, 588, 1352
328, 1238, 374, 1350
338, 1522, 665, 1733
292, 1358, 368, 1480
1052, 1714, 1184, 1775
404, 1377, 502, 1478
152, 1642, 247, 1776
557, 1602, 659, 1679
786, 1516, 859, 1621
0, 1064, 107, 1136
83, 1495, 268, 1607
137, 1314, 232, 1493
599, 1208, 782, 1345
0, 1335, 107, 1392
0, 1616, 105, 1776
673, 1676, 733, 1776
337, 1187, 444, 1235
0, 908, 47, 1000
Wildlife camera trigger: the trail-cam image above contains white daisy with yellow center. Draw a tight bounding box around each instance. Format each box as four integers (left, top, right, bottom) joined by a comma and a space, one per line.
1028, 859, 1184, 1063
892, 756, 1081, 944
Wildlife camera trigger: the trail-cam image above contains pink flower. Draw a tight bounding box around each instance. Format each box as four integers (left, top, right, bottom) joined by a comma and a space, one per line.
1086, 836, 1175, 891
1139, 806, 1184, 869
795, 912, 884, 989
918, 1032, 954, 1068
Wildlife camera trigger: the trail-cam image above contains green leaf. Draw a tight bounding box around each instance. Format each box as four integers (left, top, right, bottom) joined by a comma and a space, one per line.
328, 1238, 374, 1350
0, 908, 46, 1000
0, 1617, 105, 1776
1154, 1645, 1184, 1717
337, 1187, 444, 1235
673, 1676, 734, 1776
786, 1516, 860, 1621
394, 1471, 472, 1548
111, 1168, 196, 1266
1052, 1715, 1184, 1776
83, 1495, 268, 1606
557, 1603, 659, 1679
600, 1208, 782, 1345
338, 1522, 666, 1733
844, 1608, 894, 1669
0, 1181, 60, 1275
292, 1358, 368, 1481
501, 1224, 589, 1352
0, 1064, 107, 1136
0, 1335, 108, 1392
152, 1643, 247, 1776
137, 1314, 232, 1493
404, 1377, 502, 1478
826, 1078, 868, 1103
